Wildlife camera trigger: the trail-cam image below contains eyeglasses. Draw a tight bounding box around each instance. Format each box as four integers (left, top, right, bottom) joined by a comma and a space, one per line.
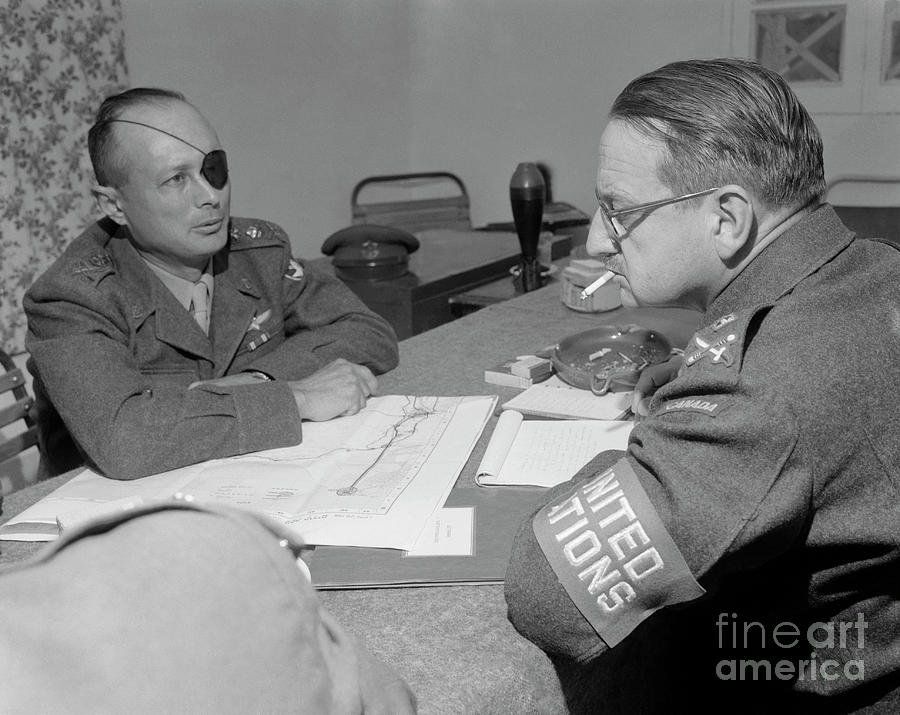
596, 187, 719, 239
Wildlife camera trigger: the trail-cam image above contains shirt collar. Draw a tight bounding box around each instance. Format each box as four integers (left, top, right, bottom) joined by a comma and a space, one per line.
139, 254, 215, 311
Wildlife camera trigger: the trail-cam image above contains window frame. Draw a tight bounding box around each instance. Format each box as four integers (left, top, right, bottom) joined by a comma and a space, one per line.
731, 0, 900, 115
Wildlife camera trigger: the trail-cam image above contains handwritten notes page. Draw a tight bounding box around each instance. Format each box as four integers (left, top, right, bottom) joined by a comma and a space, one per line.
501, 376, 632, 420
476, 410, 633, 488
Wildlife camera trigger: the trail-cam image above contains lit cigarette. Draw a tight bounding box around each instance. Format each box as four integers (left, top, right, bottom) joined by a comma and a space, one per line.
579, 270, 615, 301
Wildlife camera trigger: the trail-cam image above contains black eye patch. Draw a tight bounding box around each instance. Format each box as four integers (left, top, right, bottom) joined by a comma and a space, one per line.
201, 150, 228, 190
105, 119, 229, 190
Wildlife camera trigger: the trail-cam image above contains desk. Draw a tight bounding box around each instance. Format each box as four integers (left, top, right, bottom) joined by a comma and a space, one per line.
0, 284, 701, 714
318, 229, 572, 339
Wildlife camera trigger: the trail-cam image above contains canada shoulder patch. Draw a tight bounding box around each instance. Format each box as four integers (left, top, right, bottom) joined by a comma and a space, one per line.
659, 397, 726, 417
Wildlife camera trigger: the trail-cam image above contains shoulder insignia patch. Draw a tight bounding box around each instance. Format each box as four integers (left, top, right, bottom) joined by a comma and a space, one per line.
660, 397, 725, 417
89, 253, 112, 268
682, 311, 750, 370
72, 253, 114, 280
229, 219, 287, 247
683, 331, 738, 367
228, 222, 264, 241
260, 219, 284, 236
285, 257, 304, 281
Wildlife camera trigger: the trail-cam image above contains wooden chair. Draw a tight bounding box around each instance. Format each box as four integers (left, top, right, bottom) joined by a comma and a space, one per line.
0, 349, 39, 472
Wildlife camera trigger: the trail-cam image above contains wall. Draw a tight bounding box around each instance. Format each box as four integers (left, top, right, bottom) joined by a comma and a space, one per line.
120, 0, 900, 255
818, 115, 900, 204
407, 0, 900, 217
407, 0, 735, 225
122, 0, 412, 257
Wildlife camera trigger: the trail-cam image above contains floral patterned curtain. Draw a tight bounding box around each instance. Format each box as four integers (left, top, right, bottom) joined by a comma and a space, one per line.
0, 0, 128, 355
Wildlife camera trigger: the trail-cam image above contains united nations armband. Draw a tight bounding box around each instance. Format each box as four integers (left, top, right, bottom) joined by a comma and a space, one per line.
532, 458, 704, 647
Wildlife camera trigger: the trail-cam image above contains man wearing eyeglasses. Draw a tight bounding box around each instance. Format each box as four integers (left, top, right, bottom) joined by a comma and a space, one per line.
24, 88, 399, 480
505, 58, 899, 711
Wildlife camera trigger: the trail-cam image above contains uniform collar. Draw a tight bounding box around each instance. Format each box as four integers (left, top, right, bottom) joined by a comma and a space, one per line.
706, 204, 854, 321
101, 229, 215, 359
98, 222, 261, 364
138, 254, 215, 311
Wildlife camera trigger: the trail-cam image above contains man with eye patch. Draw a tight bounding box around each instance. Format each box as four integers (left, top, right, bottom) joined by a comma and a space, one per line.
23, 88, 399, 480
504, 59, 900, 712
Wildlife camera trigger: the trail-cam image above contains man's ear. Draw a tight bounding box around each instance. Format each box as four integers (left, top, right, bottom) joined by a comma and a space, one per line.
708, 185, 754, 265
91, 184, 126, 225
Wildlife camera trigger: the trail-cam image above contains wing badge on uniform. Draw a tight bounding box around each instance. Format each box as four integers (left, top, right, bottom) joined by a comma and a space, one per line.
245, 309, 273, 351
248, 309, 272, 332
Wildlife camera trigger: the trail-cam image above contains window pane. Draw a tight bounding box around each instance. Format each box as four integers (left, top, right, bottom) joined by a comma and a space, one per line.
753, 6, 846, 83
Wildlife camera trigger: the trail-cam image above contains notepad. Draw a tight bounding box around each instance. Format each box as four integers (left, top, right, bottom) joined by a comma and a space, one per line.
476, 410, 633, 487
501, 376, 632, 420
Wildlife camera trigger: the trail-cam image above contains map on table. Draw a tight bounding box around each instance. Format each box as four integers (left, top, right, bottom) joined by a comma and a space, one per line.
0, 395, 497, 550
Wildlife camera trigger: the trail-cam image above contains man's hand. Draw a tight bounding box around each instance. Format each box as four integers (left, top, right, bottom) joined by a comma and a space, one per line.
632, 354, 683, 416
289, 358, 377, 421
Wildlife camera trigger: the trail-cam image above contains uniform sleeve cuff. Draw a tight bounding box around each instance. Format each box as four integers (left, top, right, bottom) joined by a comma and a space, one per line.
229, 381, 302, 452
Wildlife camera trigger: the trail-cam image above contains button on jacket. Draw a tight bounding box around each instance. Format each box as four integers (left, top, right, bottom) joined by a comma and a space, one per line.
25, 217, 399, 479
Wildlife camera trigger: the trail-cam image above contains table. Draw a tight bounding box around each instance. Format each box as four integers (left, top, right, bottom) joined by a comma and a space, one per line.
0, 283, 701, 714
318, 229, 572, 339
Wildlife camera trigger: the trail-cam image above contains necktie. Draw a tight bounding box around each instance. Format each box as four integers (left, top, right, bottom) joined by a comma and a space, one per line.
190, 280, 210, 334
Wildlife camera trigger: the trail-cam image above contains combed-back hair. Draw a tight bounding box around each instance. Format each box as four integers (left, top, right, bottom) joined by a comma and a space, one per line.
88, 87, 186, 186
610, 58, 826, 210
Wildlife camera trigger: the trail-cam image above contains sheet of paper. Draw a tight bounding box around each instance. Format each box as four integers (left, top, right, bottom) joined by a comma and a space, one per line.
404, 507, 474, 556
477, 416, 633, 488
0, 395, 496, 550
501, 377, 632, 420
55, 497, 149, 532
309, 487, 546, 589
0, 464, 205, 541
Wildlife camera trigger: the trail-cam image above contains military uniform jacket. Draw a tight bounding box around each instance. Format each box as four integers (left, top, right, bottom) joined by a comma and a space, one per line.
505, 206, 900, 712
24, 217, 399, 480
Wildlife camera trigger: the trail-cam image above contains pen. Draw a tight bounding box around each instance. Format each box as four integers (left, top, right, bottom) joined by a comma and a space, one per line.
579, 270, 615, 301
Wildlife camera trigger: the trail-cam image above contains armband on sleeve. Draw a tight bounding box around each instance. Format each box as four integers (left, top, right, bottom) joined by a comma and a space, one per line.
532, 458, 704, 647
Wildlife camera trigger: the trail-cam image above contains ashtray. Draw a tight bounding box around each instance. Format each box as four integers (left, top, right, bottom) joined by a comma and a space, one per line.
551, 324, 673, 394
